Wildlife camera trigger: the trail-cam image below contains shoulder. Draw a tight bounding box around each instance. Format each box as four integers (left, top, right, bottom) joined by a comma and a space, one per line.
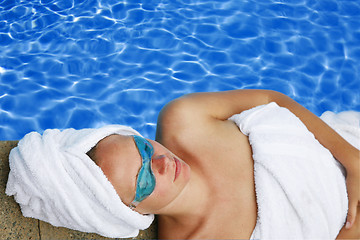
155, 89, 275, 139
157, 90, 276, 125
155, 93, 220, 143
155, 93, 244, 158
155, 94, 209, 151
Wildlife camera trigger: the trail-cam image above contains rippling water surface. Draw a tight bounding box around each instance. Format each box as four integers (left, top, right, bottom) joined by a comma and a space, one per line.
0, 0, 359, 140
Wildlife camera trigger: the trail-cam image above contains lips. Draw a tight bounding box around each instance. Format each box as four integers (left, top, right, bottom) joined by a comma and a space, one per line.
173, 157, 181, 181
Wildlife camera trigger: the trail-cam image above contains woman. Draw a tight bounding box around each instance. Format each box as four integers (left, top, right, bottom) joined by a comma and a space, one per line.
92, 89, 359, 239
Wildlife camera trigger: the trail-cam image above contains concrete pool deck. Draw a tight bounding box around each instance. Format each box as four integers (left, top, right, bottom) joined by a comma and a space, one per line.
0, 141, 157, 239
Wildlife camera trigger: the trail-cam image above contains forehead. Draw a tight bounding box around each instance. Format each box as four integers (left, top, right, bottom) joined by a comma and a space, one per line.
95, 134, 141, 203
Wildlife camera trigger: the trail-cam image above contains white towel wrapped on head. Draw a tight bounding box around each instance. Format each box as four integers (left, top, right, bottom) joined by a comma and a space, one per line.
229, 102, 357, 239
6, 125, 154, 238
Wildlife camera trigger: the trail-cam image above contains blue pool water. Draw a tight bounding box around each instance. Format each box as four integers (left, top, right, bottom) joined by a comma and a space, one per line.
0, 0, 359, 140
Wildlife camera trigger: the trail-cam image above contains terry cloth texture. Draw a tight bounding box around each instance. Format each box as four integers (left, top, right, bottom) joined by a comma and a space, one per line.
6, 125, 154, 238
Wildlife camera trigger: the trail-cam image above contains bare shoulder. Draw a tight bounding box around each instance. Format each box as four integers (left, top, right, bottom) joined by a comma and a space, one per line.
155, 99, 208, 167
155, 93, 240, 149
156, 90, 280, 142
155, 94, 214, 143
155, 91, 262, 153
155, 92, 254, 171
155, 90, 267, 133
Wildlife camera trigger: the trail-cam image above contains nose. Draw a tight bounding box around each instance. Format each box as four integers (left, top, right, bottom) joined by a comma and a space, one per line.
151, 155, 169, 175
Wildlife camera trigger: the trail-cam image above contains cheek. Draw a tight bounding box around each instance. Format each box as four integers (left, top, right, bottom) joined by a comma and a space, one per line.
152, 177, 173, 202
137, 185, 172, 214
144, 177, 175, 208
137, 165, 190, 213
153, 162, 191, 199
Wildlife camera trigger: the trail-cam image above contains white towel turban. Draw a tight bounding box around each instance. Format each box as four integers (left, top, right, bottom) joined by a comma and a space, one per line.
5, 125, 154, 238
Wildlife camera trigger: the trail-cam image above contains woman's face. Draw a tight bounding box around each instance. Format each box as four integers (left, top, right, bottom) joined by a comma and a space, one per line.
94, 134, 191, 214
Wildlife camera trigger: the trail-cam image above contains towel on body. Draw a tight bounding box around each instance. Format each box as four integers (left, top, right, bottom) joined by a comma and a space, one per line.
320, 110, 360, 150
5, 125, 154, 238
229, 102, 359, 239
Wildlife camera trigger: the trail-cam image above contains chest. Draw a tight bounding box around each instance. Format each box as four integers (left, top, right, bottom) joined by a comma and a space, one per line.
194, 151, 257, 239
184, 123, 255, 192
158, 120, 258, 238
195, 197, 257, 238
160, 139, 257, 239
158, 192, 257, 239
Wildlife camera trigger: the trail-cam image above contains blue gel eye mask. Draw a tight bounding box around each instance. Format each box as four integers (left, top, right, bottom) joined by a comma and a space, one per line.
130, 135, 156, 207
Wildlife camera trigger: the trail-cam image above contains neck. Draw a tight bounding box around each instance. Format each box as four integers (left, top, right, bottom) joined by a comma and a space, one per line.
155, 168, 211, 223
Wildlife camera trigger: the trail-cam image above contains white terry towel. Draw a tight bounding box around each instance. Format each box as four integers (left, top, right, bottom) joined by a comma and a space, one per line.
229, 102, 358, 239
320, 110, 360, 150
5, 125, 154, 238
